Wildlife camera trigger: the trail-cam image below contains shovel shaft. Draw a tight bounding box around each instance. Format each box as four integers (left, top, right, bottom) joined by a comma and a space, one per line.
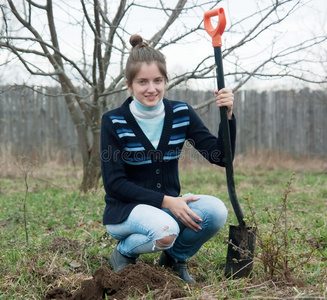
214, 46, 225, 90
214, 47, 246, 227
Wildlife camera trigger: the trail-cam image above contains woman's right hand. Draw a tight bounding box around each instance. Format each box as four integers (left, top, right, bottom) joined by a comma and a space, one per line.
162, 195, 202, 232
214, 88, 234, 120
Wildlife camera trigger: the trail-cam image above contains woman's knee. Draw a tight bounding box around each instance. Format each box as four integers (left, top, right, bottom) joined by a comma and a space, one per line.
194, 195, 228, 230
155, 235, 177, 248
210, 199, 228, 230
153, 219, 179, 250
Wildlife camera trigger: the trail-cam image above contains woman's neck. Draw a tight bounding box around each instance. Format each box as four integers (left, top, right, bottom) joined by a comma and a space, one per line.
130, 97, 164, 119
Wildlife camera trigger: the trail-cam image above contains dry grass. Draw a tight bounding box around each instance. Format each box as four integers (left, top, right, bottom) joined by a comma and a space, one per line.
0, 150, 82, 179
234, 151, 327, 173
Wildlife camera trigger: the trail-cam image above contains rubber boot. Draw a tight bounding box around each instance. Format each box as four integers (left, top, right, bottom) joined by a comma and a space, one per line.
158, 251, 196, 283
110, 246, 136, 272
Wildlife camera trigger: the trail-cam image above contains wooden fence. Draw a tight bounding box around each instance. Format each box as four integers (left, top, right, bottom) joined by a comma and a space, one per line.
0, 85, 326, 162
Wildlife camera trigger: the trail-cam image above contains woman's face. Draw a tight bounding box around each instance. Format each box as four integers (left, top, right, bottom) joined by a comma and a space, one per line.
127, 62, 165, 107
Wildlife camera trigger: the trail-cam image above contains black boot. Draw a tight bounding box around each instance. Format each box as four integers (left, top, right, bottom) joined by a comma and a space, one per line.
110, 246, 136, 272
172, 262, 196, 284
158, 251, 196, 283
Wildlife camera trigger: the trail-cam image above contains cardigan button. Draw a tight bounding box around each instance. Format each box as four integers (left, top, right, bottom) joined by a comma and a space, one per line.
156, 169, 161, 175
156, 183, 161, 189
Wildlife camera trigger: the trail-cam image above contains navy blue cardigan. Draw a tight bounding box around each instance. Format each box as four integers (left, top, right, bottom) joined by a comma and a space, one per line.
100, 97, 236, 225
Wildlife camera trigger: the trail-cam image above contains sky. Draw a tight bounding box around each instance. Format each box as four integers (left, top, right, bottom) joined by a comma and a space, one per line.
1, 0, 326, 91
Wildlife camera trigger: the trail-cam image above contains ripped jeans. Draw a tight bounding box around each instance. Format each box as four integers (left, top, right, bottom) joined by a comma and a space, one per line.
106, 194, 228, 263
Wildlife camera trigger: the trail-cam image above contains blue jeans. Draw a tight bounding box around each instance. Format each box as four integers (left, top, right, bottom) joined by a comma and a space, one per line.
106, 194, 228, 263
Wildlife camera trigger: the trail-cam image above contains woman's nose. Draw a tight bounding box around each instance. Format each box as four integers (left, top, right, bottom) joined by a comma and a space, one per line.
147, 81, 156, 92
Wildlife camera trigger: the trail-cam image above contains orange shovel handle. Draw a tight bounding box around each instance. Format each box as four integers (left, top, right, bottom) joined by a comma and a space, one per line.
204, 7, 226, 47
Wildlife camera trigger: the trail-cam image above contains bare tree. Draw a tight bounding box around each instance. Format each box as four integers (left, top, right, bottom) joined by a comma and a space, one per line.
1, 0, 326, 191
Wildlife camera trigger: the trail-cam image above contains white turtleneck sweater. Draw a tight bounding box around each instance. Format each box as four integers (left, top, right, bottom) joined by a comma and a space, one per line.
129, 97, 165, 149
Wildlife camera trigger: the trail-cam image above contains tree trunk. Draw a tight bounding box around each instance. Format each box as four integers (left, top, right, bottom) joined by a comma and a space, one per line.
80, 130, 102, 192
81, 157, 102, 192
72, 99, 102, 192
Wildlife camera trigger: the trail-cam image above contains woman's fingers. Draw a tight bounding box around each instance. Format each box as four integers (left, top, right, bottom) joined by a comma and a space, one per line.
179, 213, 202, 232
215, 88, 234, 107
215, 88, 234, 119
179, 195, 203, 231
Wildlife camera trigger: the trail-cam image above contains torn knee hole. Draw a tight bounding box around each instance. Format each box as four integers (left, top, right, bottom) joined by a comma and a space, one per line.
155, 235, 176, 248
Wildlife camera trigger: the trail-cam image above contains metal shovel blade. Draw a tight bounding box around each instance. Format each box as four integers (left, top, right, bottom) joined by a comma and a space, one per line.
224, 225, 257, 278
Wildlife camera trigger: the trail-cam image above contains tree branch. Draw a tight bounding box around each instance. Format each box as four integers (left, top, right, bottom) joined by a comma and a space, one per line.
149, 0, 187, 48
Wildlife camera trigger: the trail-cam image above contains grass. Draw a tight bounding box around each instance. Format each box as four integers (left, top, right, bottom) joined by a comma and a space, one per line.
0, 155, 326, 299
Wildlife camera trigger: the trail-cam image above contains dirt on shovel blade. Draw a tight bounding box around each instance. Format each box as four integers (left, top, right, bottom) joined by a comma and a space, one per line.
225, 225, 257, 278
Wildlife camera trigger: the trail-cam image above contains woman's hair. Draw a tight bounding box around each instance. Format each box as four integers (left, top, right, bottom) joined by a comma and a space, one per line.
125, 34, 168, 85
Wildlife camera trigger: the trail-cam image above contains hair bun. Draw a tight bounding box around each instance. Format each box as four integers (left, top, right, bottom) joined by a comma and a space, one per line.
130, 34, 143, 47
130, 34, 148, 48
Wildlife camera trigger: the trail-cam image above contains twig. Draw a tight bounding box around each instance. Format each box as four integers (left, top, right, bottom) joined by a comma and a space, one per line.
15, 156, 37, 245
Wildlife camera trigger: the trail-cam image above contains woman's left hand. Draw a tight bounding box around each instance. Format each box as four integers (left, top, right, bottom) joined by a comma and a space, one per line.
214, 88, 234, 120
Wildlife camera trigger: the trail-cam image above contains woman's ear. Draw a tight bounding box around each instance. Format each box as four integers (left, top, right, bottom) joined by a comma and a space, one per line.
126, 81, 133, 95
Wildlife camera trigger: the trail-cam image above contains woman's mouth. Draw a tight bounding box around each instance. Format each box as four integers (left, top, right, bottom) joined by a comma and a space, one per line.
146, 94, 157, 101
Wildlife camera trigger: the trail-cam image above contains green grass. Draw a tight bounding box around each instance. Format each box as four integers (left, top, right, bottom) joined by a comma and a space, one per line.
0, 160, 326, 299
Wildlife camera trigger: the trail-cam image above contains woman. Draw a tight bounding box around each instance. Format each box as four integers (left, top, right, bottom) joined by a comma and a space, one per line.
100, 34, 236, 283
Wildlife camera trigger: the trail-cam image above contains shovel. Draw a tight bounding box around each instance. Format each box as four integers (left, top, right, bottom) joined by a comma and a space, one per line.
204, 7, 256, 278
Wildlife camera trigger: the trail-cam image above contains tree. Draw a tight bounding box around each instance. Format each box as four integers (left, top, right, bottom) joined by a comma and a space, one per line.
1, 0, 326, 191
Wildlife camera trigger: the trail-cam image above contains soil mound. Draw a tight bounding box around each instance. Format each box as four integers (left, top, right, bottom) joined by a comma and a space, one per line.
45, 262, 188, 300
